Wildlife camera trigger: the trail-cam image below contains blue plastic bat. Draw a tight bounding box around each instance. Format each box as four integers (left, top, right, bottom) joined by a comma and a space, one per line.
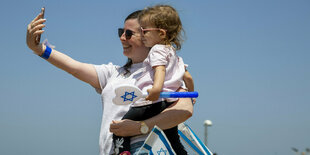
113, 84, 198, 105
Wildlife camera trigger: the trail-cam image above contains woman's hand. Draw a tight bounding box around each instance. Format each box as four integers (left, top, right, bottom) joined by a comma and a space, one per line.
26, 8, 46, 55
110, 119, 141, 137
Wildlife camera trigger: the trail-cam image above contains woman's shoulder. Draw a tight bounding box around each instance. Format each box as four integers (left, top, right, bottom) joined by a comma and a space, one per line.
94, 62, 123, 73
95, 62, 118, 68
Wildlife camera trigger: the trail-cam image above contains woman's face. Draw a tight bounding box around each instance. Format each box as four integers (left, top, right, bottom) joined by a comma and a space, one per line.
120, 19, 149, 63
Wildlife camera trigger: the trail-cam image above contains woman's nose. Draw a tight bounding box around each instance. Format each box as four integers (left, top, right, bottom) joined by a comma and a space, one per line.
120, 33, 126, 41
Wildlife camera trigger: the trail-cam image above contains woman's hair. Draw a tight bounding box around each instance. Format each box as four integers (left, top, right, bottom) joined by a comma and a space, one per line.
139, 5, 184, 50
125, 10, 142, 21
122, 10, 142, 75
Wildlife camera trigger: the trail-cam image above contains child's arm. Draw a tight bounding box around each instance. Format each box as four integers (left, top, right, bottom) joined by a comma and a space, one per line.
183, 70, 196, 104
145, 65, 166, 101
183, 70, 194, 92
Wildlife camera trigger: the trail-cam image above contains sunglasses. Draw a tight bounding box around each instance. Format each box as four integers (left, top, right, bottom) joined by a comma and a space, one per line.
140, 27, 165, 35
118, 28, 135, 40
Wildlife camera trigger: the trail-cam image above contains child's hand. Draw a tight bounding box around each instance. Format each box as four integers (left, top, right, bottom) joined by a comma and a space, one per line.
145, 88, 161, 101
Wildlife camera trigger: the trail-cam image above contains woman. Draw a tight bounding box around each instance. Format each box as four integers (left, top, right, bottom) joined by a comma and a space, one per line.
26, 9, 193, 154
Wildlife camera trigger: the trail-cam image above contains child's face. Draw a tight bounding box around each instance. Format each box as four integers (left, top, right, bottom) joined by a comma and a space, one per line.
140, 23, 164, 48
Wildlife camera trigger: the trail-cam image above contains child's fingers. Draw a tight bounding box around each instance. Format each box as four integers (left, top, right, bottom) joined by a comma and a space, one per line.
191, 98, 196, 105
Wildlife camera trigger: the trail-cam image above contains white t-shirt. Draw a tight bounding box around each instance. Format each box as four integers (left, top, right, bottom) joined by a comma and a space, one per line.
94, 62, 147, 155
134, 44, 186, 106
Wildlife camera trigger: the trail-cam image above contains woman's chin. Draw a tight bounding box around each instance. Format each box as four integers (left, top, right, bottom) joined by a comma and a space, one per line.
123, 50, 131, 58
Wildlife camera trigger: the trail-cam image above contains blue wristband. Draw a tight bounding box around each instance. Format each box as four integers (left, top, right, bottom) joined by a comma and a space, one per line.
41, 45, 52, 59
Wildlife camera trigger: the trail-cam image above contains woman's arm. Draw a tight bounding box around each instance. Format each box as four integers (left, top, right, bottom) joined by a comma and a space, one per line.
45, 49, 100, 89
26, 10, 100, 90
110, 88, 193, 137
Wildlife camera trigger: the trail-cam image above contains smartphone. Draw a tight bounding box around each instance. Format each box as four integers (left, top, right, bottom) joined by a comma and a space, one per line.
36, 7, 45, 44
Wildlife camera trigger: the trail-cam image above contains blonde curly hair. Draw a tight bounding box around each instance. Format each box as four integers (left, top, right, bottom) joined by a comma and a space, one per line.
139, 5, 184, 50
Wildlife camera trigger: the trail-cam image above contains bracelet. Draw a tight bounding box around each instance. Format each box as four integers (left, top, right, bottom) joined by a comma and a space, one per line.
40, 45, 52, 59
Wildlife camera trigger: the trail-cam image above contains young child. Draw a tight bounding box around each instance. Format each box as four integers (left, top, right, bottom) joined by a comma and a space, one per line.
113, 5, 194, 155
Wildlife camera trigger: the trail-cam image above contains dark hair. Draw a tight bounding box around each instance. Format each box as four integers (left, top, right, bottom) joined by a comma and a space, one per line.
125, 10, 142, 21
122, 10, 142, 75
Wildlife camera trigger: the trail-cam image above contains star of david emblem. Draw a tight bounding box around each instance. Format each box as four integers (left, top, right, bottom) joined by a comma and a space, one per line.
121, 91, 137, 102
157, 148, 167, 155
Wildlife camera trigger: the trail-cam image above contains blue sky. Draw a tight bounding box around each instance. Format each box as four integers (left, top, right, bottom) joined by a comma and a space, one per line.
0, 0, 309, 154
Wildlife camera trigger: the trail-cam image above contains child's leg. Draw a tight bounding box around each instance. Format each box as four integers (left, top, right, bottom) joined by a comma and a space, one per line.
113, 135, 131, 154
112, 108, 139, 154
113, 105, 155, 154
163, 126, 187, 154
125, 101, 173, 121
113, 101, 173, 154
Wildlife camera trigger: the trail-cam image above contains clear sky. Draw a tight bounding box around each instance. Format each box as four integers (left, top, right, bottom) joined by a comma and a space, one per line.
0, 0, 309, 154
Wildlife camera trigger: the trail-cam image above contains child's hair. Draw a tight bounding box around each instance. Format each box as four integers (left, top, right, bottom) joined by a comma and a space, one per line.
139, 5, 184, 50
